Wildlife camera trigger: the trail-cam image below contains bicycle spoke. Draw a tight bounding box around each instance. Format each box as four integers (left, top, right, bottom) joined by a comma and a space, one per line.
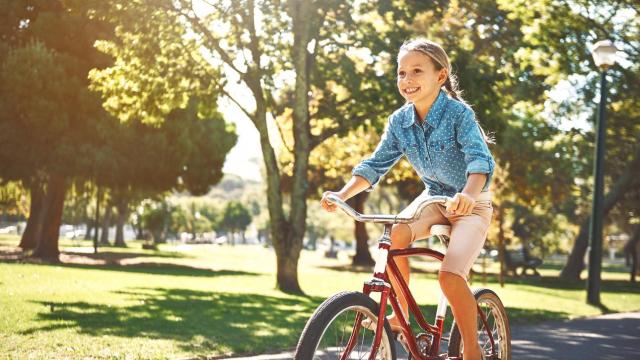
307, 304, 391, 360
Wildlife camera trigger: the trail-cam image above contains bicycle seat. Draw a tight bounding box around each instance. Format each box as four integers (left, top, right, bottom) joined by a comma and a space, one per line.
430, 224, 451, 237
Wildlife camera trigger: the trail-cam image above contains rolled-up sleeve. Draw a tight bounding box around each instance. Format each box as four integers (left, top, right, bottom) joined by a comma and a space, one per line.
455, 108, 495, 190
352, 120, 403, 191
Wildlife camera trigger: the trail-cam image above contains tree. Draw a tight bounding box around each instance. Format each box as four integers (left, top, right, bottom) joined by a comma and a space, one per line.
220, 201, 252, 244
0, 1, 237, 260
0, 41, 89, 259
88, 0, 414, 292
0, 0, 117, 259
491, 0, 640, 280
139, 199, 174, 244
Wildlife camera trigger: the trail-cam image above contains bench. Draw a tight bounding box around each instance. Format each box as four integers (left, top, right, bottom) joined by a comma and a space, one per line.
505, 248, 542, 276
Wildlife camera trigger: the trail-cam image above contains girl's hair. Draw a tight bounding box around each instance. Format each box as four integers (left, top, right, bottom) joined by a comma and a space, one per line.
398, 38, 494, 143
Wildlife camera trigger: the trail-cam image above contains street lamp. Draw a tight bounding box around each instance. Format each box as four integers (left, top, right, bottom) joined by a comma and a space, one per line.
586, 40, 617, 306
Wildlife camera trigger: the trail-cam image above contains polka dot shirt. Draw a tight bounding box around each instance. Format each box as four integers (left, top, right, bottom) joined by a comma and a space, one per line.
352, 90, 495, 197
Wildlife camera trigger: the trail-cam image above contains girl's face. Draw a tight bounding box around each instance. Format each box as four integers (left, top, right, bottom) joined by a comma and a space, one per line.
396, 50, 447, 105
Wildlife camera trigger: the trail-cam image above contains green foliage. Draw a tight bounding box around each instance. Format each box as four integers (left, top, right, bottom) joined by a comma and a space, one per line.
0, 181, 27, 218
87, 0, 220, 125
138, 199, 175, 243
61, 182, 94, 226
170, 201, 217, 239
0, 41, 80, 177
220, 201, 252, 235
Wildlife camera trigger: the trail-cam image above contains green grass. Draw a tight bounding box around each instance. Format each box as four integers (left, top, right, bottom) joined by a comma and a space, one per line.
1, 234, 639, 359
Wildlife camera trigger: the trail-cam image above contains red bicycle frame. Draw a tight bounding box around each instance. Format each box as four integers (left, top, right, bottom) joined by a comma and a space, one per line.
340, 223, 495, 360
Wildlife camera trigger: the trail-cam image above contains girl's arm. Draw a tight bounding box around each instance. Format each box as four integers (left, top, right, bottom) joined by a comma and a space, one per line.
446, 173, 488, 215
462, 173, 487, 198
448, 107, 495, 215
322, 116, 403, 213
320, 175, 371, 212
455, 108, 495, 190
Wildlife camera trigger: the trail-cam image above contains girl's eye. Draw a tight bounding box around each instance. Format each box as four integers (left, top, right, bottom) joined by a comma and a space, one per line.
414, 69, 422, 74
398, 71, 406, 77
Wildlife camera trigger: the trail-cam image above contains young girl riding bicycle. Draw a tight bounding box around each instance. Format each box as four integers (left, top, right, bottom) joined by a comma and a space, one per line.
321, 39, 495, 360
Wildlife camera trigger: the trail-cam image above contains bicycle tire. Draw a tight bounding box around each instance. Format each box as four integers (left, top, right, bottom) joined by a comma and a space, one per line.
294, 291, 397, 360
448, 288, 511, 360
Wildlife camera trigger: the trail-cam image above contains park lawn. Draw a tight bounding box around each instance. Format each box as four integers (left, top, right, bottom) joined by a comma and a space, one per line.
1, 234, 639, 359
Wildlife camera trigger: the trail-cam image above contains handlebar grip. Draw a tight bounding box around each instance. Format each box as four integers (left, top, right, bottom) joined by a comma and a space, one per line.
326, 193, 342, 205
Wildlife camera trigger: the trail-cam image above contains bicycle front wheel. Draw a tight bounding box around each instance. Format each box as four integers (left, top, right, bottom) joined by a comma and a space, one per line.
294, 291, 396, 360
448, 288, 511, 360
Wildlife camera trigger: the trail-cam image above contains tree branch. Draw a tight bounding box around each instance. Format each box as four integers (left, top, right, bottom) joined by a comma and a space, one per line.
169, 0, 245, 77
220, 87, 255, 122
274, 116, 294, 154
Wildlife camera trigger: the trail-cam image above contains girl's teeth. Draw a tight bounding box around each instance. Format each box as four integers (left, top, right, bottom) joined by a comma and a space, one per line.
406, 87, 419, 94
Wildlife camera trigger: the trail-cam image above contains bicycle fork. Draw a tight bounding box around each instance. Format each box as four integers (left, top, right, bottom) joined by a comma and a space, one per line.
340, 225, 393, 360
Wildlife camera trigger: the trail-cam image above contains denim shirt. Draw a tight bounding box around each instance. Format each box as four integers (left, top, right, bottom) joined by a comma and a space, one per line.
352, 90, 495, 197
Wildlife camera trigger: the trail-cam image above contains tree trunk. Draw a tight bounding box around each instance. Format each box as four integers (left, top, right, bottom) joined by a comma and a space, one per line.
270, 0, 315, 294
84, 222, 94, 240
624, 226, 640, 283
33, 174, 67, 261
276, 246, 303, 292
560, 146, 640, 280
136, 220, 144, 240
114, 197, 128, 247
350, 192, 375, 266
209, 0, 316, 294
99, 202, 112, 245
19, 182, 44, 250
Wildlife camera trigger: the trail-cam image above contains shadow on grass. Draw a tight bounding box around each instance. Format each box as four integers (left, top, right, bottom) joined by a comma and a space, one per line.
0, 253, 260, 278
24, 288, 325, 356
56, 262, 261, 278
0, 246, 252, 277
63, 249, 194, 260
21, 288, 584, 356
22, 286, 574, 357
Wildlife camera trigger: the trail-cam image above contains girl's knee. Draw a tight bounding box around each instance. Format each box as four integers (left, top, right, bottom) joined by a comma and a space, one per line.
390, 224, 412, 249
439, 270, 465, 290
438, 271, 451, 287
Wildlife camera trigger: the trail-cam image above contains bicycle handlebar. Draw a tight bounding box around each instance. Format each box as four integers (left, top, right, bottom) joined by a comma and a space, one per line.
326, 193, 452, 224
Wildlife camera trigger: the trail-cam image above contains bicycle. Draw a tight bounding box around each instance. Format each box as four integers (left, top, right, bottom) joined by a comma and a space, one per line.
294, 193, 511, 360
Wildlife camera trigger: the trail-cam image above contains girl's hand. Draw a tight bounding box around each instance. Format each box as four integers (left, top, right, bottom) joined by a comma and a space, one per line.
321, 191, 343, 212
446, 192, 476, 215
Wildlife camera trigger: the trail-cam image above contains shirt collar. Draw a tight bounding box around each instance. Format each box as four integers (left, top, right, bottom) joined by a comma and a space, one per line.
401, 90, 448, 128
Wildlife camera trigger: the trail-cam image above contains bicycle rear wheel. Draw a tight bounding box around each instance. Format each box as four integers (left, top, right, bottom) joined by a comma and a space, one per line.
294, 291, 396, 360
448, 288, 511, 360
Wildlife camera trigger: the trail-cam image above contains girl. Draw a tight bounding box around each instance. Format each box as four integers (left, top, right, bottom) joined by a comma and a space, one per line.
320, 39, 495, 360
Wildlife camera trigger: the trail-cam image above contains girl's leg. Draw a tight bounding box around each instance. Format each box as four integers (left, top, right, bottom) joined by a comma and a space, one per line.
439, 202, 493, 360
388, 203, 448, 328
439, 271, 482, 360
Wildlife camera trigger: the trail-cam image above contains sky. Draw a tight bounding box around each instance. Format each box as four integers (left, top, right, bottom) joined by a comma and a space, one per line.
219, 97, 265, 182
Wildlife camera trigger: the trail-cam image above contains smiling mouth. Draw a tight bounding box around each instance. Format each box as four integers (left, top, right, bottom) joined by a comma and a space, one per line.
404, 87, 420, 95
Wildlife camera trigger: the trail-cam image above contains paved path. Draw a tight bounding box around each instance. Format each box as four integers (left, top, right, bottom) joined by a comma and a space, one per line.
510, 311, 640, 360
221, 312, 640, 360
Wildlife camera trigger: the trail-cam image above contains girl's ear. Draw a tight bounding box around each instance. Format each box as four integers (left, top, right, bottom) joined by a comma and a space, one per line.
438, 68, 448, 86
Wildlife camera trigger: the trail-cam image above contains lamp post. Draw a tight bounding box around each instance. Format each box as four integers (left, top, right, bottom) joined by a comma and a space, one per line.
587, 40, 617, 306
